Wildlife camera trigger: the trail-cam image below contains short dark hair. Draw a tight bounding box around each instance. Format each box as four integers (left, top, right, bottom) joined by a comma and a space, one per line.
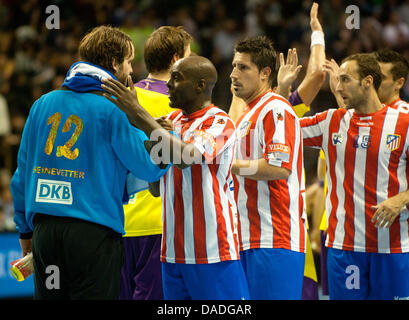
342, 53, 382, 91
144, 26, 192, 73
234, 36, 278, 87
373, 48, 409, 82
79, 25, 133, 73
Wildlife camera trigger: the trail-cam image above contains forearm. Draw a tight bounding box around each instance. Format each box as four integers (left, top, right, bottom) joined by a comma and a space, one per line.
146, 129, 203, 169
232, 158, 290, 181
298, 45, 326, 106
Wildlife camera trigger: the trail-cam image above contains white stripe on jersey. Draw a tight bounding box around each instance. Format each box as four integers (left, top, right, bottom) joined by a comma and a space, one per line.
353, 125, 369, 251
329, 111, 353, 249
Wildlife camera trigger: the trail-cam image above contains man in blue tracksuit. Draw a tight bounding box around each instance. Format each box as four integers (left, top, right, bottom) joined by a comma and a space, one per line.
10, 26, 168, 299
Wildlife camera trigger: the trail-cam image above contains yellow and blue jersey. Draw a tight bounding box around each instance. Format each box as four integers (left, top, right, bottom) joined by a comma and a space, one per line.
123, 79, 177, 237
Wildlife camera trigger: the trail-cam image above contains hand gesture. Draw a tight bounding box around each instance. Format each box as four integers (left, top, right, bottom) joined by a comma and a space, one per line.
323, 59, 340, 94
102, 76, 146, 118
371, 193, 407, 228
156, 116, 173, 131
277, 48, 302, 93
310, 2, 323, 32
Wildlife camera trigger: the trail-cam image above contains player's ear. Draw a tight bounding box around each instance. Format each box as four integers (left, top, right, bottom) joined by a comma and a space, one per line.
261, 67, 271, 81
171, 53, 180, 65
396, 77, 405, 90
362, 75, 373, 89
196, 79, 206, 94
111, 58, 119, 73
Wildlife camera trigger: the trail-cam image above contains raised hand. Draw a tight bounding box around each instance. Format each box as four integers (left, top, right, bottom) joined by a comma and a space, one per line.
276, 48, 302, 98
323, 59, 340, 94
310, 2, 323, 32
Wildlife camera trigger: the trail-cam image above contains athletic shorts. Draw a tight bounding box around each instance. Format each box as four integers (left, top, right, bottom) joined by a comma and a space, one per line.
240, 248, 305, 300
327, 247, 409, 300
161, 260, 250, 300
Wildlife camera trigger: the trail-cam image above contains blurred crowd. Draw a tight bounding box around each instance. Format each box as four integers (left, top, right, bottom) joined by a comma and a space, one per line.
1, 0, 409, 231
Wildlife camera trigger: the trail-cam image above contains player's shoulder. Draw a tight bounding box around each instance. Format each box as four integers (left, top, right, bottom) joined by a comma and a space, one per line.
262, 92, 296, 115
393, 100, 409, 114
207, 104, 236, 126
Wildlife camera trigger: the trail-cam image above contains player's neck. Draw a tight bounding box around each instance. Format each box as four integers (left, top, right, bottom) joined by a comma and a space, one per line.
147, 71, 170, 82
183, 99, 212, 116
244, 84, 271, 105
355, 92, 383, 115
385, 93, 401, 106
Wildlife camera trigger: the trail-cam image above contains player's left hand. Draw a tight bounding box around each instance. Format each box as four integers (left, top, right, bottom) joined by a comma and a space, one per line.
371, 194, 407, 228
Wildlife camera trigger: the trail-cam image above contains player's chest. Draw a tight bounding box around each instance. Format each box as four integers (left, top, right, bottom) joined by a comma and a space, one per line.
328, 116, 407, 163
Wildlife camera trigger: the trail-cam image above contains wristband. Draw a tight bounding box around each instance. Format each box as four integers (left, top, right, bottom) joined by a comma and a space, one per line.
311, 30, 325, 48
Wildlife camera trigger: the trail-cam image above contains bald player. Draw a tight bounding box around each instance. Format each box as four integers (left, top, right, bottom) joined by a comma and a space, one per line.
102, 56, 249, 300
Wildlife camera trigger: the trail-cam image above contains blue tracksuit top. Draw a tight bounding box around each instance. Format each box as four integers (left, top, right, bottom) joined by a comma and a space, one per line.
10, 89, 167, 235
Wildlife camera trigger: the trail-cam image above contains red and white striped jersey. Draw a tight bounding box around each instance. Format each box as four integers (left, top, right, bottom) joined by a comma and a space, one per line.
234, 91, 307, 253
301, 105, 409, 253
160, 104, 240, 264
389, 98, 409, 113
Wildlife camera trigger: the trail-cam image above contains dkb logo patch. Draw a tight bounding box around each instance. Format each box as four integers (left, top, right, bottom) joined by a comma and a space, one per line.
35, 179, 72, 205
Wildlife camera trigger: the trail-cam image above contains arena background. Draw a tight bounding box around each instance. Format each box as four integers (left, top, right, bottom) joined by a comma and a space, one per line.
0, 0, 409, 299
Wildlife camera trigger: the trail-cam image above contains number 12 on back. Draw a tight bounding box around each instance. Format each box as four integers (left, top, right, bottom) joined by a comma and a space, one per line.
44, 112, 83, 160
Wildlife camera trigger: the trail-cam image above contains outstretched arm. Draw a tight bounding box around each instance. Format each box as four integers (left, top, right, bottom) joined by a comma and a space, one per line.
102, 76, 204, 169
296, 2, 326, 106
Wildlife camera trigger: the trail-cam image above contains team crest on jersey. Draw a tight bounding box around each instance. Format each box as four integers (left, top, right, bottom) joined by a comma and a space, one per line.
332, 133, 344, 145
386, 134, 401, 151
237, 121, 252, 138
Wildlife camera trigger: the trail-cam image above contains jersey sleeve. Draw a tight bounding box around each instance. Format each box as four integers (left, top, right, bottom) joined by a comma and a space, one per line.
110, 108, 169, 182
260, 103, 298, 172
187, 114, 236, 163
299, 110, 329, 148
10, 109, 34, 235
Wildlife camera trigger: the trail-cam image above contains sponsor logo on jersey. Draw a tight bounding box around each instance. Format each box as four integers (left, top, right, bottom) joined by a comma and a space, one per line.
332, 133, 344, 145
35, 179, 72, 205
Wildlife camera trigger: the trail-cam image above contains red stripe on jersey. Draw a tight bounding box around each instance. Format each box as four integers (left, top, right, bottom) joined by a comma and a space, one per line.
303, 136, 323, 148
388, 113, 408, 252
245, 178, 260, 249
297, 140, 306, 252
341, 122, 359, 250
209, 164, 232, 261
225, 177, 239, 254
233, 175, 241, 250
300, 110, 328, 147
269, 180, 291, 248
191, 165, 208, 263
326, 110, 344, 247
173, 167, 185, 263
364, 116, 385, 251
